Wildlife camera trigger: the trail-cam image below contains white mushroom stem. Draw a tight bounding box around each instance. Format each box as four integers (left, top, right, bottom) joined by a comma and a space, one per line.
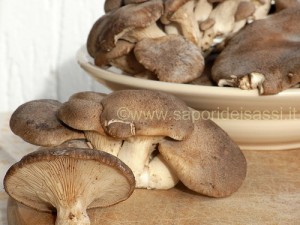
122, 22, 166, 43
169, 1, 202, 46
84, 131, 123, 156
117, 136, 178, 189
148, 154, 178, 189
194, 0, 213, 23
201, 0, 240, 50
164, 23, 181, 35
56, 201, 90, 225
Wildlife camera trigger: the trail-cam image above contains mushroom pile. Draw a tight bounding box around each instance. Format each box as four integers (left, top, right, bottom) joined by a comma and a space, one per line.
87, 0, 300, 95
5, 90, 246, 204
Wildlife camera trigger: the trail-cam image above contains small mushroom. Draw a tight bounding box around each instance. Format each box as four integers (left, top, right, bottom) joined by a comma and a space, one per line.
134, 35, 204, 83
161, 0, 202, 46
4, 147, 135, 225
212, 7, 300, 95
57, 95, 123, 156
9, 100, 84, 147
159, 119, 247, 197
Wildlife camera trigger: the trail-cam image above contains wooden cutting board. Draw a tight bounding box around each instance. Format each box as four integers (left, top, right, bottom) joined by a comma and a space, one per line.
7, 150, 300, 225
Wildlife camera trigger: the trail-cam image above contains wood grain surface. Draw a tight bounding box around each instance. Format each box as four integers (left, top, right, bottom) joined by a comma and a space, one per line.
7, 150, 300, 225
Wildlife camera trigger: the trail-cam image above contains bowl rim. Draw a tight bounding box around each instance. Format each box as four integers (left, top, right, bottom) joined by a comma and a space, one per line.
77, 45, 300, 98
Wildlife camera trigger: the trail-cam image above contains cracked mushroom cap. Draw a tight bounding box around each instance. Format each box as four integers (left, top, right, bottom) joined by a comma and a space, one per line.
100, 89, 194, 140
212, 7, 300, 95
159, 119, 247, 197
4, 147, 135, 225
87, 0, 163, 53
9, 100, 84, 147
134, 35, 204, 83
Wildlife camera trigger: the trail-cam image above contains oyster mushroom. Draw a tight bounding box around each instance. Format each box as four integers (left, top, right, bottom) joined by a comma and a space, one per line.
87, 0, 165, 53
159, 119, 247, 197
9, 99, 84, 147
212, 7, 300, 95
57, 94, 123, 157
4, 147, 135, 225
134, 35, 204, 83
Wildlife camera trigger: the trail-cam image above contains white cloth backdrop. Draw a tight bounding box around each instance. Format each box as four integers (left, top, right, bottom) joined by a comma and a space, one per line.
0, 0, 107, 112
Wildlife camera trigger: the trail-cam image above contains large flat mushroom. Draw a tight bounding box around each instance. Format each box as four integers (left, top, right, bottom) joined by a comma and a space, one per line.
159, 119, 247, 197
9, 100, 84, 147
212, 7, 300, 95
4, 147, 135, 225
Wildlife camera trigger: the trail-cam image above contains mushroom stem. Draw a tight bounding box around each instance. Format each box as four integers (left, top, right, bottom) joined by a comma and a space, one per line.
84, 131, 123, 156
56, 201, 90, 225
117, 136, 159, 187
117, 136, 178, 189
170, 1, 201, 46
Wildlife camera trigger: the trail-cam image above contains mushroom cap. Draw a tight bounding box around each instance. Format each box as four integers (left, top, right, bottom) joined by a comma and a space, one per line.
69, 91, 107, 102
100, 89, 194, 140
58, 98, 105, 134
9, 100, 84, 147
104, 0, 123, 13
275, 0, 300, 11
212, 7, 300, 94
134, 35, 204, 83
87, 0, 163, 53
159, 119, 247, 197
234, 1, 256, 22
4, 147, 135, 212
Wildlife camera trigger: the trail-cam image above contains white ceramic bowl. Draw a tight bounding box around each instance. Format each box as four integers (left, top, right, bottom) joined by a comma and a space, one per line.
77, 46, 300, 151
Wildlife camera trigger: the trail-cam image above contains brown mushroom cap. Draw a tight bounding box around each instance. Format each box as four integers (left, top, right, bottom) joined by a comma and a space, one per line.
159, 119, 247, 197
4, 147, 135, 224
275, 0, 300, 12
134, 35, 204, 83
87, 0, 163, 53
58, 98, 104, 134
212, 7, 300, 95
9, 100, 84, 147
104, 0, 123, 13
234, 1, 256, 22
69, 91, 107, 102
100, 89, 194, 140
